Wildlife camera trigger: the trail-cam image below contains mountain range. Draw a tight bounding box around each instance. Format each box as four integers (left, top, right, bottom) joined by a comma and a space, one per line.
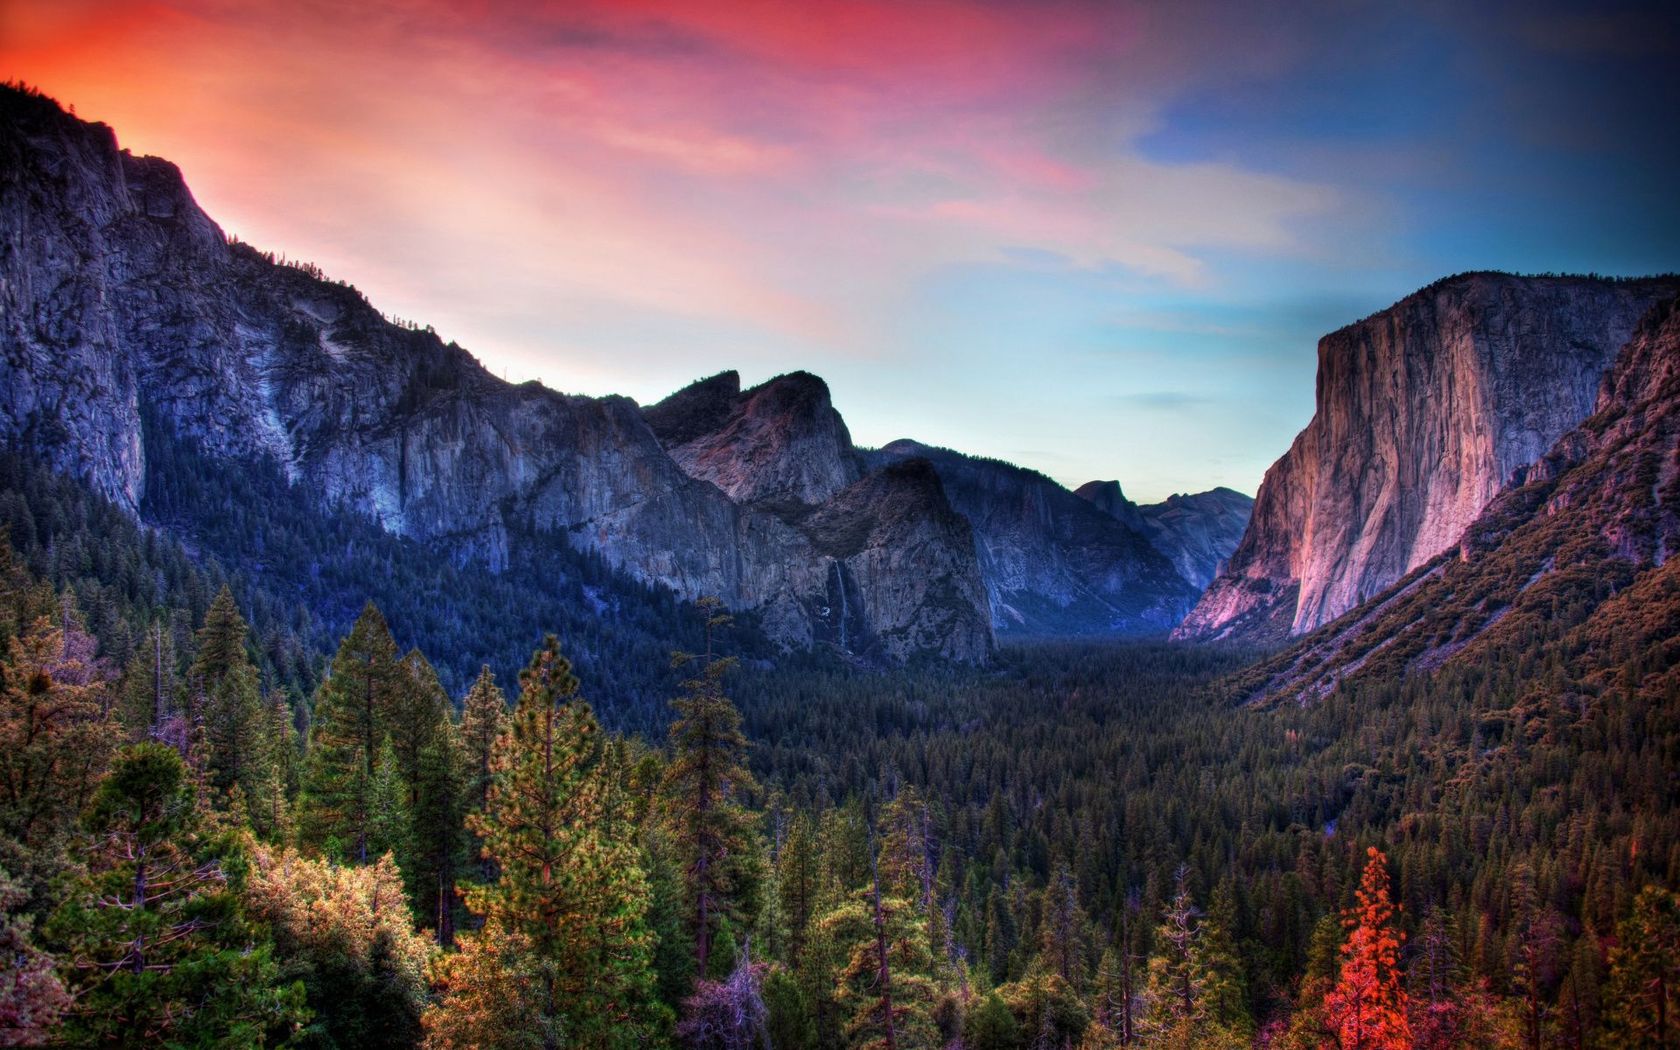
0, 85, 1241, 664
6, 83, 1680, 672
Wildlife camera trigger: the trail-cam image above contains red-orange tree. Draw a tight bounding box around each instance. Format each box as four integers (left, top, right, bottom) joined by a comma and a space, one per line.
1323, 847, 1412, 1050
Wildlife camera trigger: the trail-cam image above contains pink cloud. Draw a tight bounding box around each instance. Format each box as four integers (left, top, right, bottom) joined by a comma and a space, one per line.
2, 0, 1341, 381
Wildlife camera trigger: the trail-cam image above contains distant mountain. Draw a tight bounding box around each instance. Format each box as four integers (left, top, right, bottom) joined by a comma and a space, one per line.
1075, 481, 1253, 590
872, 441, 1198, 635
1238, 289, 1680, 702
1175, 272, 1680, 643
0, 84, 990, 665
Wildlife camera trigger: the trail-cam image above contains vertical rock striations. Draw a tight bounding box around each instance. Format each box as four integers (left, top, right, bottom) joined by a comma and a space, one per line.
1175, 273, 1680, 642
0, 85, 992, 663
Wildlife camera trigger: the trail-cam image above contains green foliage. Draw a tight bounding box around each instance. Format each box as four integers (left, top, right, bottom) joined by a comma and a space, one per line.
661, 599, 762, 982
425, 636, 665, 1047
45, 743, 305, 1046
1605, 885, 1680, 1047
300, 602, 405, 863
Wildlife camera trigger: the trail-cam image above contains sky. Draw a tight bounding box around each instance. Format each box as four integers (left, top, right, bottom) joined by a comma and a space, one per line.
4, 1, 1679, 501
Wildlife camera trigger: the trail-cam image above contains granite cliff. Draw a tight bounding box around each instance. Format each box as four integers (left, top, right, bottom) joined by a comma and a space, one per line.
1175, 273, 1680, 643
0, 85, 992, 663
1238, 290, 1680, 702
1075, 481, 1253, 590
872, 441, 1199, 634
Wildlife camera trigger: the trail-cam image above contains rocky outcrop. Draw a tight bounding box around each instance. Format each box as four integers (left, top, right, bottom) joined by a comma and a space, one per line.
1175, 273, 1680, 642
1077, 482, 1254, 590
645, 371, 862, 507
873, 441, 1198, 634
1240, 291, 1680, 702
0, 85, 993, 663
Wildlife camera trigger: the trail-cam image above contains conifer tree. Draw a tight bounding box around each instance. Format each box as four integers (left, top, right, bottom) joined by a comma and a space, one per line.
458, 664, 506, 883
367, 735, 414, 873
817, 843, 941, 1050
0, 863, 69, 1042
249, 691, 298, 841
116, 622, 178, 741
1323, 847, 1411, 1050
391, 649, 450, 799
188, 587, 268, 815
424, 635, 663, 1049
1198, 879, 1250, 1037
1605, 885, 1680, 1048
1040, 860, 1089, 988
458, 664, 505, 814
299, 602, 403, 862
0, 615, 117, 849
779, 811, 823, 967
412, 717, 465, 945
1143, 866, 1204, 1040
45, 743, 303, 1045
662, 597, 759, 981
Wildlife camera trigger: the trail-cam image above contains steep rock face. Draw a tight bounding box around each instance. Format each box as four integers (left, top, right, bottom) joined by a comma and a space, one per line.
0, 86, 992, 663
874, 441, 1197, 634
1239, 291, 1680, 702
1176, 273, 1680, 642
1076, 482, 1254, 590
645, 371, 862, 506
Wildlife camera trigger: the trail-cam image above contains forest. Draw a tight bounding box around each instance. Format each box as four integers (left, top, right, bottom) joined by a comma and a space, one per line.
3, 457, 1679, 1050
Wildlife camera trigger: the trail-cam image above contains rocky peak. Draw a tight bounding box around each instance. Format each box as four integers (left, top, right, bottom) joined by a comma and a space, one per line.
650, 370, 862, 506
1176, 272, 1680, 642
1077, 481, 1254, 590
0, 84, 995, 665
1073, 480, 1147, 532
642, 370, 742, 446
874, 441, 1198, 635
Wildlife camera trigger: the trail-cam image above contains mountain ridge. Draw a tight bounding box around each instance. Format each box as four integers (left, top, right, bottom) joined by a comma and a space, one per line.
1176, 271, 1680, 643
0, 83, 994, 664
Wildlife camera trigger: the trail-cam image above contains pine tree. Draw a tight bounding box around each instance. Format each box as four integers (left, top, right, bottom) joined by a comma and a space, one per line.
188, 587, 267, 817
1198, 879, 1250, 1037
412, 716, 465, 945
458, 664, 506, 884
245, 841, 435, 1048
1605, 885, 1680, 1048
0, 863, 69, 1042
0, 615, 118, 849
115, 622, 178, 741
661, 597, 760, 982
367, 735, 414, 873
459, 664, 505, 814
779, 811, 823, 968
1143, 866, 1204, 1040
249, 691, 298, 841
44, 743, 304, 1045
423, 636, 664, 1049
391, 648, 450, 798
1323, 847, 1411, 1050
299, 602, 404, 862
816, 840, 941, 1050
1040, 860, 1089, 988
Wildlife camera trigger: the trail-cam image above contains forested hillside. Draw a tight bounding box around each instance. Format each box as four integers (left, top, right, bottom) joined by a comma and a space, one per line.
3, 506, 1676, 1047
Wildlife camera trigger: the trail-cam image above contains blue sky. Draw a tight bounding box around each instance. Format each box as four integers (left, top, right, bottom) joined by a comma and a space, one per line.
9, 0, 1679, 501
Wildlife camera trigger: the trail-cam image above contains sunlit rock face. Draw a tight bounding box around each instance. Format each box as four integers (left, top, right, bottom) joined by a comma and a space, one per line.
1176, 273, 1680, 642
1244, 291, 1680, 703
0, 85, 995, 663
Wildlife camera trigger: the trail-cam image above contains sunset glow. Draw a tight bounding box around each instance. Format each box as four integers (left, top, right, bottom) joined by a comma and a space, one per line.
6, 0, 1677, 498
